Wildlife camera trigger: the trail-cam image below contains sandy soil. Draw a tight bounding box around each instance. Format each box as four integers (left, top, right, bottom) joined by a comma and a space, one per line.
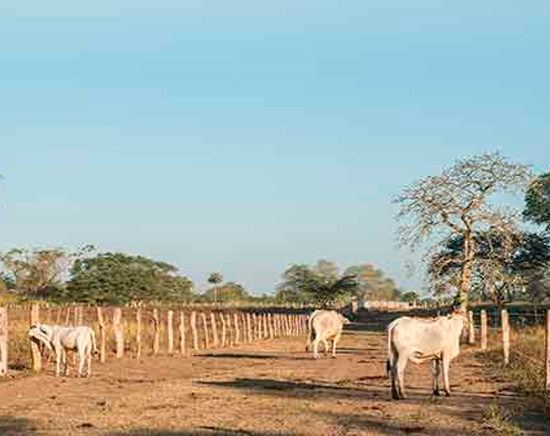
1, 319, 548, 436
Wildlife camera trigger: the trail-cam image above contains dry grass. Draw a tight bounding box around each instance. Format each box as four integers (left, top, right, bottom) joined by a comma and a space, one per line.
485, 327, 546, 399
481, 403, 525, 435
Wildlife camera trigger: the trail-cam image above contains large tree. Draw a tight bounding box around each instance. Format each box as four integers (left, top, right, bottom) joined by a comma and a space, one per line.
344, 263, 401, 301
203, 282, 249, 303
67, 252, 194, 304
524, 172, 550, 232
395, 152, 532, 308
0, 245, 93, 297
276, 261, 359, 307
428, 231, 550, 304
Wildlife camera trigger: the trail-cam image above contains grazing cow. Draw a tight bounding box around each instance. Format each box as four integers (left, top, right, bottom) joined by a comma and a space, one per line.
387, 310, 465, 399
306, 310, 350, 359
28, 324, 98, 377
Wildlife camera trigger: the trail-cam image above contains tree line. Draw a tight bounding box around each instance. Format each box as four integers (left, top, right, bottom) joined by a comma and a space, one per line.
0, 245, 404, 306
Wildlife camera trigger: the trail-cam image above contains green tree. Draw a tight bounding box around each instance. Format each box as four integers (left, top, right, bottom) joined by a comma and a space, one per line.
524, 173, 550, 232
276, 262, 359, 307
66, 252, 194, 304
203, 282, 249, 303
0, 245, 93, 298
395, 152, 532, 309
429, 231, 550, 304
344, 263, 401, 301
401, 291, 420, 303
207, 272, 224, 303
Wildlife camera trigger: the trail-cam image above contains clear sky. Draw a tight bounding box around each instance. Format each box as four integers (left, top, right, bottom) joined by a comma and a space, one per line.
1, 1, 549, 295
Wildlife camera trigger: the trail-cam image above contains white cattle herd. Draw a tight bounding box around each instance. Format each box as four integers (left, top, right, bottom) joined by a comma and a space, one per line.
27, 307, 467, 400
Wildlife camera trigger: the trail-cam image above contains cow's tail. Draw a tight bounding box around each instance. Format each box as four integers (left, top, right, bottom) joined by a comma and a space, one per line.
386, 319, 398, 378
305, 311, 317, 351
90, 329, 99, 356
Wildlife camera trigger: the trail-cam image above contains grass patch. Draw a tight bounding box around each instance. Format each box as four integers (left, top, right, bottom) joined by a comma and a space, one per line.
480, 326, 545, 400
482, 403, 525, 436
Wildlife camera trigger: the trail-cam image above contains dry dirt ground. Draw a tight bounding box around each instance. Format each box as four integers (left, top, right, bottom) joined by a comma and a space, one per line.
1, 320, 548, 436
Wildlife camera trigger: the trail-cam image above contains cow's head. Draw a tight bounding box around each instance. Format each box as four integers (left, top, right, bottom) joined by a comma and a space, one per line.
28, 324, 54, 351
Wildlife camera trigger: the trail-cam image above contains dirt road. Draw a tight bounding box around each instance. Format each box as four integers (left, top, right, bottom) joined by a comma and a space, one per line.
1, 322, 547, 435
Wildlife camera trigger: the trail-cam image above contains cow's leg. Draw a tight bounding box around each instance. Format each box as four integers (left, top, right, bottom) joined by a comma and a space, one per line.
390, 361, 400, 400
322, 339, 330, 355
62, 349, 69, 376
55, 349, 61, 377
396, 354, 408, 399
441, 355, 451, 396
86, 350, 92, 378
77, 348, 86, 377
313, 338, 320, 359
331, 334, 341, 358
431, 359, 441, 396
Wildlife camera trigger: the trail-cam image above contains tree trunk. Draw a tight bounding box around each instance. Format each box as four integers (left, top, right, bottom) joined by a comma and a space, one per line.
459, 230, 475, 310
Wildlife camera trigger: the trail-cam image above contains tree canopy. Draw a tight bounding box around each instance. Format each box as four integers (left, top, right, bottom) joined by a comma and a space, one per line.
275, 260, 401, 307
66, 252, 194, 304
524, 172, 550, 232
428, 230, 550, 304
202, 282, 249, 303
396, 152, 532, 307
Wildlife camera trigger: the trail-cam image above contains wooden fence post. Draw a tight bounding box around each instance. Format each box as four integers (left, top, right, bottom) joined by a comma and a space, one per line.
113, 308, 124, 359
247, 313, 253, 343
211, 313, 219, 348
65, 306, 71, 325
30, 304, 41, 372
167, 310, 174, 355
0, 307, 7, 376
77, 305, 84, 325
201, 313, 210, 349
179, 312, 187, 356
152, 308, 160, 355
468, 310, 475, 345
263, 314, 269, 339
191, 311, 199, 352
220, 313, 227, 347
136, 308, 142, 358
226, 313, 234, 346
481, 310, 488, 351
97, 307, 106, 363
502, 309, 510, 365
268, 314, 274, 340
234, 313, 241, 345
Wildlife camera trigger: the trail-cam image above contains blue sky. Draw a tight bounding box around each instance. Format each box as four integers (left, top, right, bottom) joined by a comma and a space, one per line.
1, 1, 549, 295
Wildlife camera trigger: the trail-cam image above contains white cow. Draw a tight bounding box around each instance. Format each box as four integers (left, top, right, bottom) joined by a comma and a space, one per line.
28, 324, 98, 377
387, 311, 465, 399
306, 310, 350, 359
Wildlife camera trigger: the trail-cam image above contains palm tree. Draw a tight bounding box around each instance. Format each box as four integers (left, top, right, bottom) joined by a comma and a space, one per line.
207, 272, 224, 304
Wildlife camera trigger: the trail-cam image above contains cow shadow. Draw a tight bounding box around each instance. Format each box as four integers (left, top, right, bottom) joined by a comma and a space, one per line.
199, 353, 311, 361
194, 377, 387, 400
107, 428, 298, 436
0, 416, 37, 435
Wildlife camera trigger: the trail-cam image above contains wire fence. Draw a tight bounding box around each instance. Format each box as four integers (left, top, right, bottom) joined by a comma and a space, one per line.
467, 305, 550, 415
0, 303, 309, 377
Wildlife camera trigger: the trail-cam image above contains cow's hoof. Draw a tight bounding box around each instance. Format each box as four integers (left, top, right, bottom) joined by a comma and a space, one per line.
433, 390, 440, 397
444, 391, 451, 397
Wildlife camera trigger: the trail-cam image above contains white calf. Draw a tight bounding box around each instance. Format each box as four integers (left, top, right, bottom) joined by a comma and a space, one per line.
28, 324, 98, 377
306, 310, 350, 359
387, 311, 465, 399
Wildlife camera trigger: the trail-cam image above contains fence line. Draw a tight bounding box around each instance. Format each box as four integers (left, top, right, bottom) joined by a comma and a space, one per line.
468, 306, 550, 414
0, 304, 310, 377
